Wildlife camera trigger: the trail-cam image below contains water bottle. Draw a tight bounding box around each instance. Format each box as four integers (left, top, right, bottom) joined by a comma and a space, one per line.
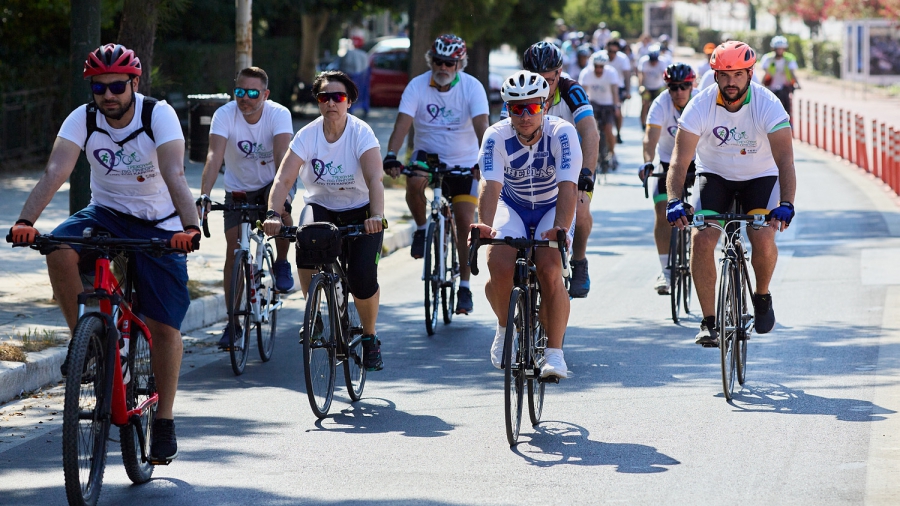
335, 279, 346, 315
119, 320, 131, 385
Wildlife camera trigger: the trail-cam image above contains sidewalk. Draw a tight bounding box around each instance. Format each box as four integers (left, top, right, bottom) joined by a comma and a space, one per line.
0, 108, 415, 404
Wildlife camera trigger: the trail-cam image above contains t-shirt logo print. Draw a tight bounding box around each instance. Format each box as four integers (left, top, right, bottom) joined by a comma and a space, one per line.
94, 148, 118, 174
425, 104, 460, 125
713, 126, 731, 146
667, 125, 678, 138
311, 158, 328, 182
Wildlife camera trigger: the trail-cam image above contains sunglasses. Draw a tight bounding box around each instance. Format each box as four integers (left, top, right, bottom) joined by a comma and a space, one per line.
508, 103, 544, 117
316, 91, 349, 103
234, 87, 262, 99
668, 83, 692, 92
90, 79, 132, 95
432, 57, 458, 68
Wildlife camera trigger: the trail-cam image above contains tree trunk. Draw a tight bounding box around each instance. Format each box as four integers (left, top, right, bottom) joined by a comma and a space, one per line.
748, 1, 757, 31
299, 12, 330, 85
117, 0, 161, 96
409, 0, 445, 78
466, 43, 490, 95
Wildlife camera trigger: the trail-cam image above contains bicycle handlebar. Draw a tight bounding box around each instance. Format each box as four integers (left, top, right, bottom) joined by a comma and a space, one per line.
7, 232, 188, 255
400, 165, 473, 179
467, 227, 569, 278
688, 213, 770, 230
642, 170, 665, 199
199, 200, 267, 238
270, 222, 387, 241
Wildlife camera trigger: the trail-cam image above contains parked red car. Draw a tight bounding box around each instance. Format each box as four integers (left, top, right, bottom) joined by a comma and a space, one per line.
368, 37, 410, 107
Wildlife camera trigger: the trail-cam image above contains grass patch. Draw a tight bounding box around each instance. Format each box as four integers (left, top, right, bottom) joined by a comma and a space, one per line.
187, 279, 215, 299
0, 328, 65, 362
0, 343, 26, 362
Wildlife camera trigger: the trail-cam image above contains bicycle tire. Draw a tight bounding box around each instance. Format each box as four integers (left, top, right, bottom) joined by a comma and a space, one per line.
256, 244, 278, 362
442, 213, 458, 324
504, 287, 526, 446
736, 254, 752, 385
598, 127, 610, 176
63, 314, 112, 506
668, 229, 682, 323
342, 300, 366, 401
120, 326, 155, 484
528, 288, 546, 426
303, 274, 336, 418
682, 228, 693, 314
423, 221, 440, 336
718, 259, 738, 400
229, 251, 252, 375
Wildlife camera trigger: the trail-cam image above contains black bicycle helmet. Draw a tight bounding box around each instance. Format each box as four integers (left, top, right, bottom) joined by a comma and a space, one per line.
523, 41, 563, 73
664, 63, 697, 83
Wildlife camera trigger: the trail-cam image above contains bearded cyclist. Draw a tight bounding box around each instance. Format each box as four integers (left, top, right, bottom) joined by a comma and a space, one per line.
514, 41, 600, 299
475, 70, 581, 379
639, 63, 698, 294
666, 41, 796, 346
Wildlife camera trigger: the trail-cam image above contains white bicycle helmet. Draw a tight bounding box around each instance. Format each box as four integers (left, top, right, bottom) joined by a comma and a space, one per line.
501, 70, 550, 102
770, 35, 789, 49
592, 50, 610, 66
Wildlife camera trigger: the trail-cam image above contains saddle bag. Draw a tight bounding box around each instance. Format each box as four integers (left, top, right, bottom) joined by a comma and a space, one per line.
295, 222, 342, 266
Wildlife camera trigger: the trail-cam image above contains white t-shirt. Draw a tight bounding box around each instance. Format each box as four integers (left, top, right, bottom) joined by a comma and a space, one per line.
210, 100, 293, 192
759, 53, 799, 90
479, 115, 581, 210
646, 88, 698, 163
696, 61, 711, 78
607, 52, 632, 87
289, 115, 380, 211
578, 66, 620, 106
638, 57, 667, 90
57, 94, 185, 231
678, 82, 791, 180
398, 71, 489, 167
699, 68, 762, 90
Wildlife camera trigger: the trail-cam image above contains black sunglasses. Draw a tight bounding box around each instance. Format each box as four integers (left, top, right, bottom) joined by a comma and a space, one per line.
432, 57, 458, 68
90, 79, 132, 95
234, 87, 262, 99
667, 83, 692, 92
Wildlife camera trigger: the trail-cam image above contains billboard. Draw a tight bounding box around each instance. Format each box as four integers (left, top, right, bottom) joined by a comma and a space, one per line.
843, 20, 900, 84
643, 3, 677, 45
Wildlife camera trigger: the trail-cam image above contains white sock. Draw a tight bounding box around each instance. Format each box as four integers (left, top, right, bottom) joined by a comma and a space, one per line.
659, 254, 668, 270
417, 224, 427, 231
459, 280, 470, 289
497, 324, 506, 336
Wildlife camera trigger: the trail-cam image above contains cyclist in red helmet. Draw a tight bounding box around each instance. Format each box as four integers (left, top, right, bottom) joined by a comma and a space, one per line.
666, 41, 796, 346
9, 43, 200, 462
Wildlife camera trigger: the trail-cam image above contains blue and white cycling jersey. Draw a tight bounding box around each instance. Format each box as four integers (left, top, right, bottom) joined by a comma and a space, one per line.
479, 115, 582, 215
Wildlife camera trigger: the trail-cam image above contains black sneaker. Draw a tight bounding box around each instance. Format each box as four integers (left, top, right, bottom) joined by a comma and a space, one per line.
616, 133, 623, 144
218, 322, 242, 350
455, 287, 474, 314
150, 418, 178, 461
361, 334, 383, 371
696, 316, 719, 347
568, 258, 590, 298
410, 229, 425, 259
752, 292, 776, 334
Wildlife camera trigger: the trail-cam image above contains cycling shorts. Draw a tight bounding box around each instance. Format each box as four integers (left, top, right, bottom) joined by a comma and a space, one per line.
224, 182, 292, 231
652, 161, 697, 204
618, 87, 629, 102
592, 104, 616, 127
411, 150, 478, 205
46, 205, 190, 331
493, 198, 575, 243
641, 87, 662, 102
691, 172, 780, 215
297, 203, 382, 300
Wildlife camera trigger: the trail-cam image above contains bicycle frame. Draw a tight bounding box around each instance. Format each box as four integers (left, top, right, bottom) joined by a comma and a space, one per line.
237, 218, 283, 324
423, 183, 451, 286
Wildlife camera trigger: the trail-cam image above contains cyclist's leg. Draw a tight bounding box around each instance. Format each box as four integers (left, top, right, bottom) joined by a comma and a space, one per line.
741, 176, 780, 295
486, 200, 523, 324
295, 204, 327, 296
405, 153, 429, 227
534, 207, 574, 349
447, 177, 478, 283
222, 191, 244, 303
691, 173, 732, 319
344, 225, 383, 335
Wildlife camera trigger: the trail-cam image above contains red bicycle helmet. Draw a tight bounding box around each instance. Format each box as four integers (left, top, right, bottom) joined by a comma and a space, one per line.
83, 44, 142, 78
709, 41, 756, 71
664, 63, 696, 83
431, 34, 467, 60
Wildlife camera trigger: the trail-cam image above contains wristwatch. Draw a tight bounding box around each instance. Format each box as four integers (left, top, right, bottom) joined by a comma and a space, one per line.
265, 209, 281, 221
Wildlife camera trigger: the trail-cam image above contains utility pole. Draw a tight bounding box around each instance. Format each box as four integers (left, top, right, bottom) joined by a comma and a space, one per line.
236, 0, 252, 73
69, 0, 101, 215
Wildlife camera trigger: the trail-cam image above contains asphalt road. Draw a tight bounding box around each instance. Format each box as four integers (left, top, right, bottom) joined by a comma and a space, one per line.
1, 107, 899, 505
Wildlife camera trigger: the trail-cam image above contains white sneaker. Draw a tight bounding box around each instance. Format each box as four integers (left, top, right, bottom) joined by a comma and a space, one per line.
490, 325, 505, 370
540, 348, 569, 379
654, 272, 671, 295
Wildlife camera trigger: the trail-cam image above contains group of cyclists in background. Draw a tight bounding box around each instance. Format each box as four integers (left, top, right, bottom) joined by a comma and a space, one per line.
8, 24, 800, 470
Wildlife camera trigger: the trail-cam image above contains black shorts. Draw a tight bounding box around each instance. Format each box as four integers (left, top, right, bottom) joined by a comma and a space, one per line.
691, 173, 780, 214
297, 203, 383, 300
224, 183, 292, 231
592, 104, 616, 127
441, 174, 478, 205
652, 161, 697, 203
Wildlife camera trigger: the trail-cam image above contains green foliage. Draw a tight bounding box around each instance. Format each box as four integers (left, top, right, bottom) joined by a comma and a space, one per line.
560, 0, 642, 39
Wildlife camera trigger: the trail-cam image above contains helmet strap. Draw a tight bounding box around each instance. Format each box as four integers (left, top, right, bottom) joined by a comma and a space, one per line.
514, 118, 543, 144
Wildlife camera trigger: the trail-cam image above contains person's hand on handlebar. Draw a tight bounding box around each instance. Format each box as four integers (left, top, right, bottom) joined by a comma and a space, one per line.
383, 151, 404, 178
8, 220, 39, 245
364, 215, 385, 235
666, 198, 690, 230
196, 194, 211, 220
638, 162, 655, 182
540, 225, 570, 247
262, 210, 284, 237
469, 223, 496, 244
171, 226, 201, 252
769, 201, 794, 232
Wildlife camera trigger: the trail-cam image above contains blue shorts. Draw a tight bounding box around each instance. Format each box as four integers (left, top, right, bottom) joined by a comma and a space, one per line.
493, 198, 575, 243
46, 205, 190, 331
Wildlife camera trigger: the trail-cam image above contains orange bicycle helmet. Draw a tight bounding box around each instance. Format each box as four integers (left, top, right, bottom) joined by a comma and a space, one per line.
709, 41, 756, 71
84, 44, 142, 78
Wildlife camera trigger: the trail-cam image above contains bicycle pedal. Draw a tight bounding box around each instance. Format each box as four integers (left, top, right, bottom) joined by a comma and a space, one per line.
700, 341, 720, 349
147, 457, 173, 466
541, 376, 560, 384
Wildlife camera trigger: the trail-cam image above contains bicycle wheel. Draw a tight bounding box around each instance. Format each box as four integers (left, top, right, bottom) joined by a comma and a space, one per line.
423, 221, 440, 335
717, 259, 738, 400
442, 214, 458, 324
63, 314, 112, 506
528, 289, 546, 426
257, 245, 278, 362
120, 326, 155, 484
597, 127, 610, 176
228, 251, 252, 375
668, 229, 682, 323
342, 300, 366, 401
736, 257, 751, 385
303, 274, 336, 418
681, 228, 693, 314
504, 287, 526, 446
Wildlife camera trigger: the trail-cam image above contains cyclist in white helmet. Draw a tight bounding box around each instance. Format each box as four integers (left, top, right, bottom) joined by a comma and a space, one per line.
760, 35, 800, 120
475, 70, 582, 379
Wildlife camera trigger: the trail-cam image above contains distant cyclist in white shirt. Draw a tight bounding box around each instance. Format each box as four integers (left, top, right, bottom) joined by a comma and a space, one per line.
475, 71, 582, 379
579, 51, 619, 165
383, 34, 489, 316
197, 67, 295, 349
666, 41, 796, 346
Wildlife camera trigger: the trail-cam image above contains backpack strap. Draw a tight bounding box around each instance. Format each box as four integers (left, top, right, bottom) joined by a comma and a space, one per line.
83, 97, 157, 149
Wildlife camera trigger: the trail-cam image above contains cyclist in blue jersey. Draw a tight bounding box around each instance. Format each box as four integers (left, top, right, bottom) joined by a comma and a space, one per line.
474, 70, 582, 379
508, 41, 599, 299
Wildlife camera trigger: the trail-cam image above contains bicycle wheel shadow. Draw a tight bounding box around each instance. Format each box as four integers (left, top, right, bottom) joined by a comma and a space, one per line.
724, 382, 897, 421
510, 420, 680, 473
307, 397, 454, 438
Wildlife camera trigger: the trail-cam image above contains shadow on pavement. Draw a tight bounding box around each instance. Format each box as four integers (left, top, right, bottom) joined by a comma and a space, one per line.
310, 397, 454, 437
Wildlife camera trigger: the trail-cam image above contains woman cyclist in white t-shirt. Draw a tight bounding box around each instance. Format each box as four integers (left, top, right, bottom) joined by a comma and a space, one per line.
263, 71, 387, 371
